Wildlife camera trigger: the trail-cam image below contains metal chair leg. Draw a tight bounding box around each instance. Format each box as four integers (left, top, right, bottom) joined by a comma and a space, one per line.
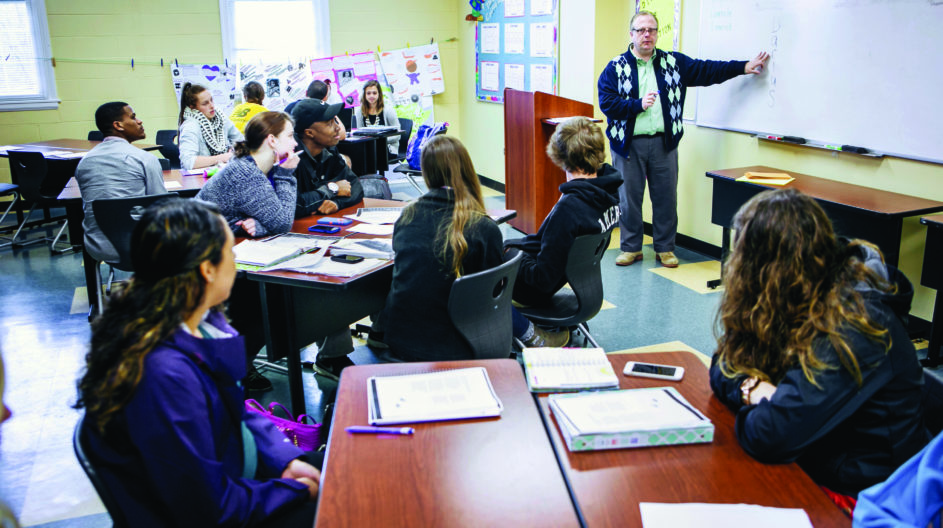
577, 322, 601, 349
0, 192, 19, 248
10, 208, 44, 248
50, 220, 74, 254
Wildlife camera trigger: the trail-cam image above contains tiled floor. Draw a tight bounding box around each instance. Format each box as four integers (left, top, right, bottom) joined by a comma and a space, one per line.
0, 182, 939, 527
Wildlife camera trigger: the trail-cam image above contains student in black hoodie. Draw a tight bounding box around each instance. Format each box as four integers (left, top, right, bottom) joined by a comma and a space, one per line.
506, 117, 622, 345
710, 189, 929, 500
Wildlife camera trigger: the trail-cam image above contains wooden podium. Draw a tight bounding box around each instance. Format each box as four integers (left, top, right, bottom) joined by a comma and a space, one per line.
504, 88, 594, 234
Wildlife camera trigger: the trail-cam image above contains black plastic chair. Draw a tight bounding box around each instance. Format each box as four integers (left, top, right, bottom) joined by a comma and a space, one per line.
7, 151, 73, 253
158, 158, 170, 171
87, 130, 104, 141
389, 118, 413, 163
338, 107, 354, 131
91, 194, 169, 313
514, 228, 614, 348
73, 416, 130, 528
447, 251, 522, 359
155, 130, 180, 169
0, 183, 20, 248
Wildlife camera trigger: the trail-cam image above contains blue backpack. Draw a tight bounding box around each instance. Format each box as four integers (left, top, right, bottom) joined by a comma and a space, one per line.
406, 122, 449, 171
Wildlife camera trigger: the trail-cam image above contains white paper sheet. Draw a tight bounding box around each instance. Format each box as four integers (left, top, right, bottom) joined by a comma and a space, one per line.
504, 0, 525, 17
530, 64, 554, 94
504, 64, 525, 91
505, 23, 525, 54
164, 181, 183, 190
480, 61, 501, 92
347, 223, 394, 235
531, 0, 553, 16
530, 23, 555, 58
639, 503, 813, 528
480, 23, 501, 54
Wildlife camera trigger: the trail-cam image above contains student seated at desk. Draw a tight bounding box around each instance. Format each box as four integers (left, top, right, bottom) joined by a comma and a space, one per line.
75, 198, 321, 527
75, 101, 168, 263
196, 111, 299, 391
352, 80, 400, 156
230, 81, 269, 134
291, 98, 363, 217
710, 189, 930, 498
178, 82, 243, 170
505, 116, 621, 348
380, 136, 503, 361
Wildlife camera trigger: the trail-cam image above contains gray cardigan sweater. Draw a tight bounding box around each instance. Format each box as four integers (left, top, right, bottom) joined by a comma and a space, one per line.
178, 117, 243, 170
195, 155, 297, 237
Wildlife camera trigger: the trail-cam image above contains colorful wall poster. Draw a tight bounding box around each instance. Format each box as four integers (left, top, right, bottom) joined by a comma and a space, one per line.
309, 51, 379, 108
171, 63, 239, 117
378, 44, 445, 107
238, 61, 313, 112
475, 0, 559, 103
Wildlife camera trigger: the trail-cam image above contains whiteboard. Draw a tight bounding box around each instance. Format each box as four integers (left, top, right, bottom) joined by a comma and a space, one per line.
695, 0, 943, 164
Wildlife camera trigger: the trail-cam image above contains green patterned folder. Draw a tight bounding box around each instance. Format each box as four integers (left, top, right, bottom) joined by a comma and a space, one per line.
548, 387, 714, 452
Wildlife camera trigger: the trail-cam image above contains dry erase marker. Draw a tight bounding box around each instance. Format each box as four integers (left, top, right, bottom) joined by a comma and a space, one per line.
346, 426, 415, 435
762, 134, 782, 141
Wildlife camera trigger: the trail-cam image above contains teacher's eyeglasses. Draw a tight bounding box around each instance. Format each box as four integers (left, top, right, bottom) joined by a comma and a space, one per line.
632, 27, 658, 35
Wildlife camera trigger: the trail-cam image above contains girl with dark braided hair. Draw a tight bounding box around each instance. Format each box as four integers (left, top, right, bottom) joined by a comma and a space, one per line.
710, 188, 929, 499
76, 198, 320, 527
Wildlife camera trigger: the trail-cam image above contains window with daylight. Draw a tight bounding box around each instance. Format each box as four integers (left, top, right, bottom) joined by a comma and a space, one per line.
219, 0, 330, 65
0, 0, 58, 111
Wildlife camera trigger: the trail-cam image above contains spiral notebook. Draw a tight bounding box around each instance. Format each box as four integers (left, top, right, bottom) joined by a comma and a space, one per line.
522, 347, 619, 393
367, 367, 503, 425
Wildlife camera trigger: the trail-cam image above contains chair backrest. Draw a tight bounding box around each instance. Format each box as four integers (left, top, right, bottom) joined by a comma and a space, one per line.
7, 151, 52, 204
397, 118, 413, 156
158, 157, 171, 171
447, 252, 523, 359
562, 227, 615, 325
92, 194, 169, 271
73, 416, 130, 528
87, 130, 104, 141
338, 107, 354, 130
155, 130, 180, 169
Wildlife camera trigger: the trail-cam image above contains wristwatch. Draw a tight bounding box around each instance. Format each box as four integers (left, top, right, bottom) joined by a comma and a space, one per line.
327, 182, 339, 195
740, 376, 761, 406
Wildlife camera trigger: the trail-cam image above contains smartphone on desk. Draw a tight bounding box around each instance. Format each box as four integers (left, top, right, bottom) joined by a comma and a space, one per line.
309, 225, 341, 234
623, 361, 684, 381
331, 254, 364, 264
318, 217, 353, 226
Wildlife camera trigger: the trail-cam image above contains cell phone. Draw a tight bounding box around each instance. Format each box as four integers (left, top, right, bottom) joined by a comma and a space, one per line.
318, 217, 353, 226
623, 361, 684, 381
331, 254, 364, 264
308, 225, 341, 234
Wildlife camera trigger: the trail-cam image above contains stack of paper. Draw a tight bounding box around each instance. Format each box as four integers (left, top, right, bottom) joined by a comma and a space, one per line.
331, 238, 394, 259
263, 253, 387, 277
345, 207, 403, 225
736, 171, 795, 186
234, 233, 335, 266
549, 387, 714, 452
368, 367, 504, 425
351, 126, 399, 136
639, 503, 813, 528
522, 347, 618, 392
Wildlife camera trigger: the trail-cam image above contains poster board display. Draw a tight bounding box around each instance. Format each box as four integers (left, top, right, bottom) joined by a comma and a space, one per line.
310, 51, 380, 108
379, 44, 445, 107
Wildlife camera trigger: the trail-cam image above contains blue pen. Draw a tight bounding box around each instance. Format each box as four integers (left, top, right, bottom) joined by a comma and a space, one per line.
346, 426, 415, 435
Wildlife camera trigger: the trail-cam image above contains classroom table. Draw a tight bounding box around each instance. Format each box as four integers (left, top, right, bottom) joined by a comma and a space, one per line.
535, 351, 849, 527
314, 358, 581, 528
247, 200, 517, 414
706, 166, 943, 288
0, 139, 161, 157
920, 214, 943, 367
57, 170, 205, 316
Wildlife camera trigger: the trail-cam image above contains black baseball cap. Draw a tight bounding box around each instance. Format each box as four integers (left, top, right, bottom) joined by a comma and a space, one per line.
291, 99, 343, 132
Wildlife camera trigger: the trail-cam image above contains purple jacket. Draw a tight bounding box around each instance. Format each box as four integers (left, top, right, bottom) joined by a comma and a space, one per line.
81, 311, 309, 527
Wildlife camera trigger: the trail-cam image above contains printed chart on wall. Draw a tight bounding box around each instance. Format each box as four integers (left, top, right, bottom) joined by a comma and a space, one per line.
171, 64, 239, 117
475, 0, 559, 103
238, 62, 313, 112
379, 44, 444, 131
636, 0, 680, 52
310, 52, 379, 108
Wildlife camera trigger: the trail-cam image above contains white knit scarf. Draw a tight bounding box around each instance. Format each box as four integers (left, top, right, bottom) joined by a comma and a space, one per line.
183, 106, 228, 155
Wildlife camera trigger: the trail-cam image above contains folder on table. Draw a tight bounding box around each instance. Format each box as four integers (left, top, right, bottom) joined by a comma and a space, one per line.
736, 171, 795, 186
367, 367, 503, 425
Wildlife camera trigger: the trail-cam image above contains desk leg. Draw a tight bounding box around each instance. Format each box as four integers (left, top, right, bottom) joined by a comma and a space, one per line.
260, 282, 307, 415
922, 292, 943, 368
706, 227, 730, 289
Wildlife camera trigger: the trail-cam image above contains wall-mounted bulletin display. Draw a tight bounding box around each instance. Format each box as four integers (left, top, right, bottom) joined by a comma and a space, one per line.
475, 0, 559, 104
310, 52, 380, 108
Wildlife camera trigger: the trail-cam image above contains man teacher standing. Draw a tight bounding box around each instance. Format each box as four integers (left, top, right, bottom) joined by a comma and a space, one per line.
598, 10, 768, 268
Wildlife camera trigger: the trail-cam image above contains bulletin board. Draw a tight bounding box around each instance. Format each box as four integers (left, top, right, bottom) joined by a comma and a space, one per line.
238, 61, 313, 112
171, 63, 239, 117
475, 0, 559, 104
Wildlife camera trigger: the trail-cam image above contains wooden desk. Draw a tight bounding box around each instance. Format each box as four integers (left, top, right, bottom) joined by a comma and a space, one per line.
706, 166, 943, 288
57, 170, 205, 315
0, 139, 161, 157
921, 214, 943, 367
315, 359, 581, 528
536, 351, 848, 528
